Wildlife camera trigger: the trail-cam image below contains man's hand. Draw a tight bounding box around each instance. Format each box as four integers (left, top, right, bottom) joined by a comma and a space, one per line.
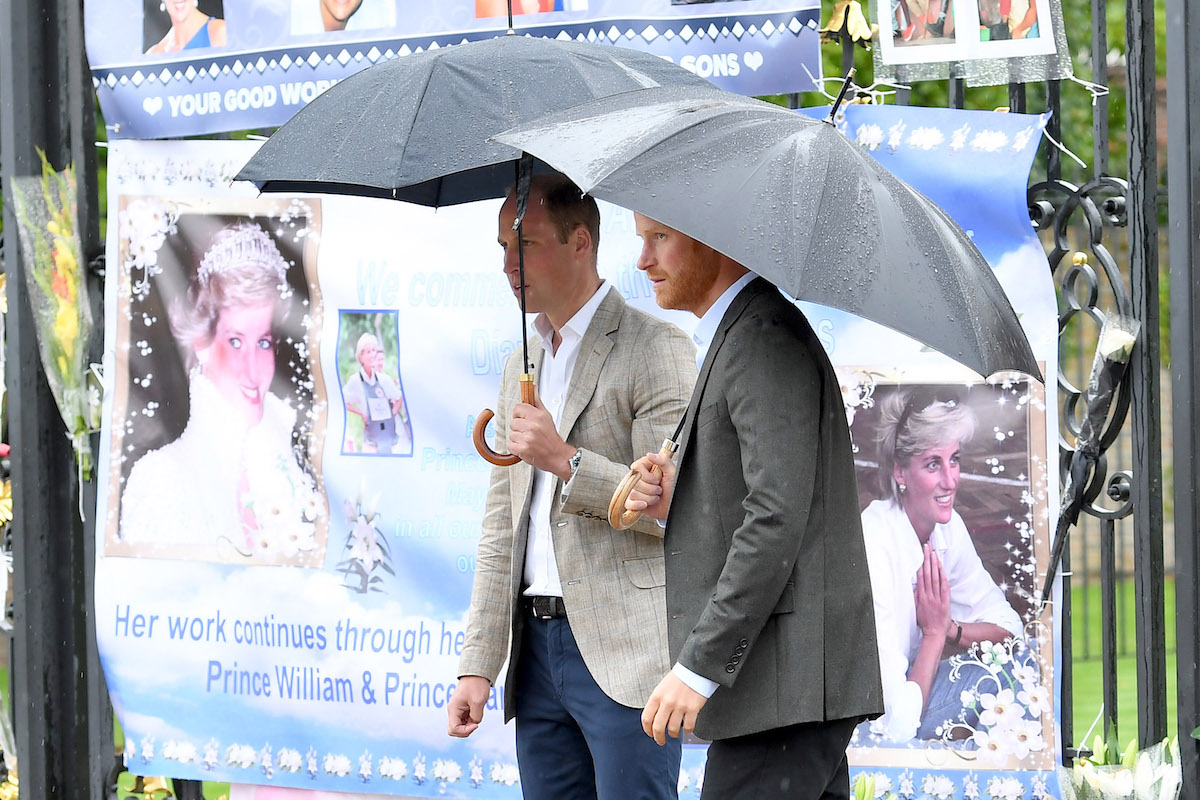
914, 543, 951, 642
641, 671, 706, 745
447, 676, 491, 738
509, 396, 575, 480
623, 452, 677, 521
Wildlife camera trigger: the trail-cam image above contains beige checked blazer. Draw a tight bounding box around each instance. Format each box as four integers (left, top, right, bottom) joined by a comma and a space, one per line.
457, 288, 697, 718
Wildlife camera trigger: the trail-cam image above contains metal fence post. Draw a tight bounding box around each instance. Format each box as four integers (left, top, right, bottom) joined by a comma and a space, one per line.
1124, 0, 1169, 751
1166, 0, 1200, 791
0, 0, 113, 796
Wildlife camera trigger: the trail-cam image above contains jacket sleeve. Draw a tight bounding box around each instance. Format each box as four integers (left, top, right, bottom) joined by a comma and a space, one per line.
559, 320, 697, 538
457, 356, 521, 682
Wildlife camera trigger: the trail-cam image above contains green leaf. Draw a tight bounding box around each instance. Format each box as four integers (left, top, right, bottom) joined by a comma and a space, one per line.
1191, 725, 1200, 740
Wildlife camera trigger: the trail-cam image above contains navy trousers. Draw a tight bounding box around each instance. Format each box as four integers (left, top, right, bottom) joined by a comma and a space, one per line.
514, 615, 681, 800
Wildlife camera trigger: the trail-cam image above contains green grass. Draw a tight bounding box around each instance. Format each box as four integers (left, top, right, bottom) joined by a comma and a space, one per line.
1070, 578, 1179, 750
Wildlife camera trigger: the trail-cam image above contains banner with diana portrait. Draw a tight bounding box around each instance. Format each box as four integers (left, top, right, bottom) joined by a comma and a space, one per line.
96, 105, 1060, 798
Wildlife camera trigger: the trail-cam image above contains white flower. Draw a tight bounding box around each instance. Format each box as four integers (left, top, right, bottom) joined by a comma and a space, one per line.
433, 758, 463, 783
1099, 327, 1137, 362
358, 750, 373, 782
999, 719, 1046, 760
855, 124, 884, 150
323, 753, 352, 776
985, 775, 1024, 799
950, 124, 971, 151
259, 743, 275, 779
1012, 126, 1036, 152
306, 747, 319, 777
678, 768, 691, 793
489, 761, 519, 786
1011, 662, 1038, 688
349, 513, 384, 566
413, 753, 427, 784
908, 126, 946, 150
970, 130, 1010, 152
202, 740, 219, 770
971, 729, 1007, 764
960, 689, 978, 707
963, 773, 980, 799
898, 769, 915, 797
887, 122, 907, 152
140, 736, 156, 761
379, 757, 409, 781
225, 743, 257, 769
1018, 684, 1051, 717
872, 772, 894, 798
277, 748, 303, 773
979, 641, 1011, 667
1030, 774, 1051, 799
921, 774, 956, 799
979, 688, 1020, 729
469, 756, 484, 788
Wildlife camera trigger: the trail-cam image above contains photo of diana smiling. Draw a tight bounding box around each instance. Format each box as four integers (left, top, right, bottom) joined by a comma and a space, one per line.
109, 205, 329, 566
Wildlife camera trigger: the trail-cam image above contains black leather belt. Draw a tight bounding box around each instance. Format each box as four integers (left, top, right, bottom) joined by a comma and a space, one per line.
523, 595, 568, 620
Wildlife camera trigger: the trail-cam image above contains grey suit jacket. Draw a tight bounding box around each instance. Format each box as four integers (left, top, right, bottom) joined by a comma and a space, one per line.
665, 277, 884, 741
458, 288, 697, 719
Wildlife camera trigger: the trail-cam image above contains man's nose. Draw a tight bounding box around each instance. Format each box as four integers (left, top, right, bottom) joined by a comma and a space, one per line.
635, 246, 651, 271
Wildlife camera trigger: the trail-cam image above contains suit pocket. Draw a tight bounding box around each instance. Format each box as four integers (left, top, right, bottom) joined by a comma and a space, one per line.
622, 556, 666, 588
771, 581, 795, 615
696, 398, 724, 431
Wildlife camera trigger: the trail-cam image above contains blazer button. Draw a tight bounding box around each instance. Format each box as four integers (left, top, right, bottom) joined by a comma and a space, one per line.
739, 638, 748, 648
725, 664, 735, 673
731, 656, 740, 664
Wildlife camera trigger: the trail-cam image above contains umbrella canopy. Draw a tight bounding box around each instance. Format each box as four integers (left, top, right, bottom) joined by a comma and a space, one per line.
494, 85, 1041, 381
235, 35, 712, 207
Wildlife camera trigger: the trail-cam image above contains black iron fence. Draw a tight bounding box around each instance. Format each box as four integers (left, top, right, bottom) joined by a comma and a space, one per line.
0, 0, 1195, 797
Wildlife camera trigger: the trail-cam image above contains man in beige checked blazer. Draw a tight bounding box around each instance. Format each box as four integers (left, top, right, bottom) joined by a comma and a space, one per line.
446, 175, 696, 800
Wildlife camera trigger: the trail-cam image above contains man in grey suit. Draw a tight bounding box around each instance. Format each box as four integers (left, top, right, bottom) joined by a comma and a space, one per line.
626, 214, 884, 799
446, 177, 696, 799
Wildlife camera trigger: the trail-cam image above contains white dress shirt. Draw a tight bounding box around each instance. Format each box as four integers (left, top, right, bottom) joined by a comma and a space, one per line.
522, 282, 612, 598
860, 498, 1024, 741
671, 271, 757, 698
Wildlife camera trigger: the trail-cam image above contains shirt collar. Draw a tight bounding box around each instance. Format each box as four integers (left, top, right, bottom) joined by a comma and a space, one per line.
692, 271, 757, 370
533, 281, 612, 353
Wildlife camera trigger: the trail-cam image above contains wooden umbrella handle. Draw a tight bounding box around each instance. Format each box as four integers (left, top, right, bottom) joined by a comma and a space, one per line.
607, 439, 679, 530
472, 375, 536, 467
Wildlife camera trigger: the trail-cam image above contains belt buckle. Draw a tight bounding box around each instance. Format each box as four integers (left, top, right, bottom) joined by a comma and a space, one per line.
530, 596, 558, 620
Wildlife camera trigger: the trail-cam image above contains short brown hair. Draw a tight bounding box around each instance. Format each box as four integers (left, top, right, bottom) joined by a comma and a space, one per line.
511, 174, 601, 265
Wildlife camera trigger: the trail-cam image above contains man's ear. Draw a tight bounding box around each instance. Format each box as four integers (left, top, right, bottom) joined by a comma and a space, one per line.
572, 224, 593, 259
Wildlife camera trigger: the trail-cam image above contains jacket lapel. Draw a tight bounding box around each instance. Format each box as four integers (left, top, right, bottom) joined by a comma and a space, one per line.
676, 277, 773, 466
557, 288, 621, 438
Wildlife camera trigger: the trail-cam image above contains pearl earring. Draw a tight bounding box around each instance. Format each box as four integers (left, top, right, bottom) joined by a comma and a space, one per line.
898, 483, 907, 495
159, 1, 165, 10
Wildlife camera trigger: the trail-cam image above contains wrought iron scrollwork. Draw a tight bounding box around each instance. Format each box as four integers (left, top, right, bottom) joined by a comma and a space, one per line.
1028, 175, 1136, 523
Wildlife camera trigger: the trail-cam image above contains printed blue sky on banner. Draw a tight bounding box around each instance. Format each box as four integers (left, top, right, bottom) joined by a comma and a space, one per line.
85, 0, 821, 139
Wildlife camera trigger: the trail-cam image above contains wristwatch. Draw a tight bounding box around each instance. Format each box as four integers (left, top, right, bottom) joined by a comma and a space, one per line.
567, 448, 583, 480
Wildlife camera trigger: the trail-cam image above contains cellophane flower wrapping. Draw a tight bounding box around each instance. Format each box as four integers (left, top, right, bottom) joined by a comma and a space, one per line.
1057, 739, 1181, 800
10, 151, 95, 479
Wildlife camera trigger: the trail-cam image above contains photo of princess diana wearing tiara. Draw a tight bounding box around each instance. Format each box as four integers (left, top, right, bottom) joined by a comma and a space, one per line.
112, 209, 328, 566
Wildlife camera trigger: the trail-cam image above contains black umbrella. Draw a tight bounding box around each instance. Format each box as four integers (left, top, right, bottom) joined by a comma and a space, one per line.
236, 31, 711, 466
494, 83, 1042, 382
234, 34, 711, 207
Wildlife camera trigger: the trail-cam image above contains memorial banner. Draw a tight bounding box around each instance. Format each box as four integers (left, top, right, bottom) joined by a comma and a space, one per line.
85, 1, 822, 139
97, 111, 1060, 798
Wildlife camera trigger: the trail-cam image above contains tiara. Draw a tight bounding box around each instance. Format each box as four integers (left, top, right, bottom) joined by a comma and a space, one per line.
198, 223, 288, 286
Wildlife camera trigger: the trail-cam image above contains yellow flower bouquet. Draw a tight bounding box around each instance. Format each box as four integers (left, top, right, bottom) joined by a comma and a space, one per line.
10, 150, 95, 480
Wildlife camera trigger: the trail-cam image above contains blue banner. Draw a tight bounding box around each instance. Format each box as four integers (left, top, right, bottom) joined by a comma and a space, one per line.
86, 1, 821, 139
96, 105, 1061, 799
